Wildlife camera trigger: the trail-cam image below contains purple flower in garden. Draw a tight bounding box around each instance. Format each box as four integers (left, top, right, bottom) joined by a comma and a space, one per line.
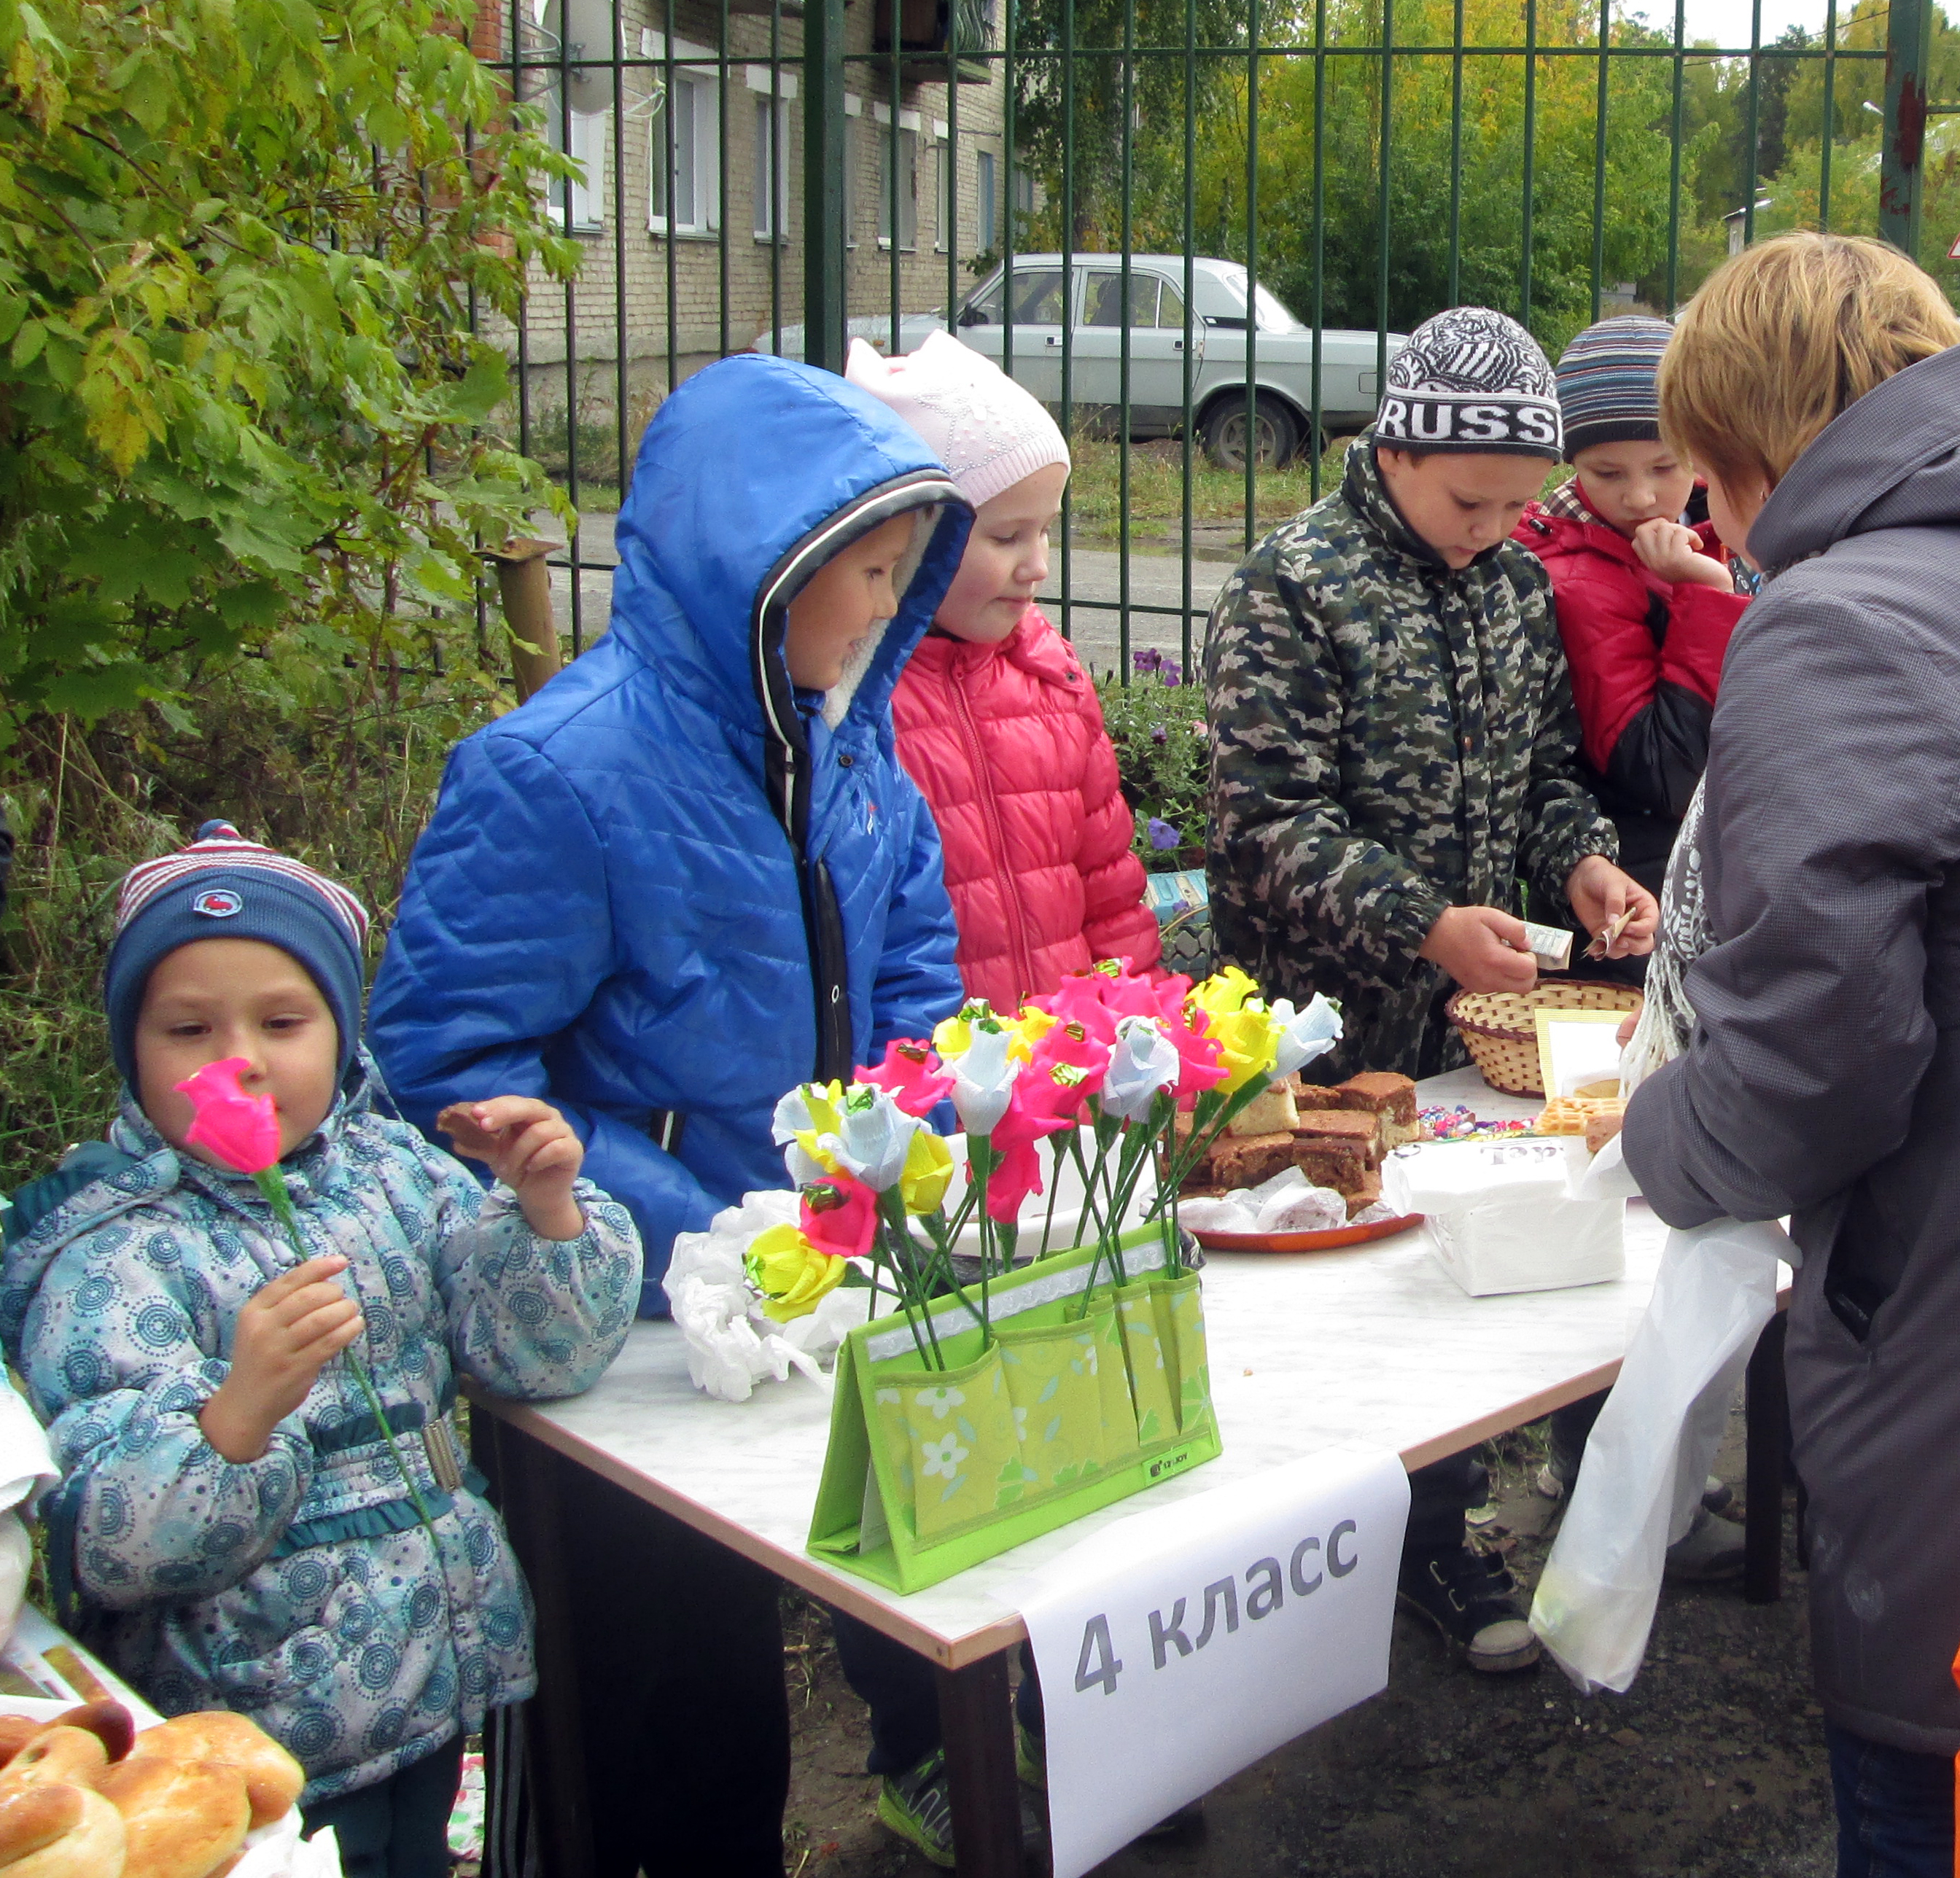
1147, 817, 1183, 851
1161, 658, 1183, 687
1151, 724, 1168, 745
1133, 648, 1164, 675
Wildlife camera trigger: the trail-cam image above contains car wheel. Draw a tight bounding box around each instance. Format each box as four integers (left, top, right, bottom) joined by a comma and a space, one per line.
1202, 394, 1302, 471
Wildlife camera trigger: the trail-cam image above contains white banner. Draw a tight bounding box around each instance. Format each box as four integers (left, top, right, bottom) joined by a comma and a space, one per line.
1022, 1448, 1411, 1878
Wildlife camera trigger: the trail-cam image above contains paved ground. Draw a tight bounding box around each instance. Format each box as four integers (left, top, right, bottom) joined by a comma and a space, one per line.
779, 1405, 1838, 1878
531, 511, 1229, 677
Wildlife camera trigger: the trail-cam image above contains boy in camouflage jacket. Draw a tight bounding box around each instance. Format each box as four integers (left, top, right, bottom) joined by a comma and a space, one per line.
1206, 307, 1654, 1086
1205, 308, 1656, 1677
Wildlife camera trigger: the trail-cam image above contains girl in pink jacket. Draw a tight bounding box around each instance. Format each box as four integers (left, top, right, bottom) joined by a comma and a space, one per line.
847, 331, 1160, 1012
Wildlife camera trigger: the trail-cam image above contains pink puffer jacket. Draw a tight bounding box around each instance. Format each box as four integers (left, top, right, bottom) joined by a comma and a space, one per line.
892, 607, 1160, 1012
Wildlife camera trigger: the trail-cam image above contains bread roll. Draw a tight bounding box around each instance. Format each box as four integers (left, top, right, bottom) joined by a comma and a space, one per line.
0, 1729, 106, 1801
96, 1759, 247, 1878
125, 1715, 303, 1828
52, 1704, 134, 1766
0, 1723, 40, 1772
0, 1785, 125, 1877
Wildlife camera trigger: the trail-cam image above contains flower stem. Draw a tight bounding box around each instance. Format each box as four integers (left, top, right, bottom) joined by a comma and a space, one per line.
252, 1169, 440, 1540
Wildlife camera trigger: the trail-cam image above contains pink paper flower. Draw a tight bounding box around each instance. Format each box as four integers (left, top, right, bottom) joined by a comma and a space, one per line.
984, 1067, 1081, 1223
1028, 1018, 1111, 1114
1157, 998, 1228, 1111
854, 1040, 955, 1118
1088, 958, 1164, 1020
1030, 974, 1118, 1045
798, 1171, 878, 1259
174, 1058, 281, 1173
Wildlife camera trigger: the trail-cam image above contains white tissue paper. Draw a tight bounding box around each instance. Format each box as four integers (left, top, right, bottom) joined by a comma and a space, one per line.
662, 1192, 875, 1403
0, 1380, 55, 1651
1382, 1137, 1624, 1297
1178, 1168, 1352, 1236
230, 1815, 343, 1878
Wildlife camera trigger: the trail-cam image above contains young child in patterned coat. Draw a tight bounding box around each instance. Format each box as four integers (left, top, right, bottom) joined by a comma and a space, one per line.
0, 824, 640, 1878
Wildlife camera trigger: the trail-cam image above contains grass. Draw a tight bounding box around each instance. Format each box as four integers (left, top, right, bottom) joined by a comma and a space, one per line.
1062, 431, 1353, 545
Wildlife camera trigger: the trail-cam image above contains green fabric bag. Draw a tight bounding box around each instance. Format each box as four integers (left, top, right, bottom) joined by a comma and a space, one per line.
808, 1227, 1224, 1593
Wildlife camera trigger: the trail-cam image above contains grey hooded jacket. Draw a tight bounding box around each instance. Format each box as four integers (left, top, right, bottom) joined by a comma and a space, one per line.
1625, 342, 1960, 1753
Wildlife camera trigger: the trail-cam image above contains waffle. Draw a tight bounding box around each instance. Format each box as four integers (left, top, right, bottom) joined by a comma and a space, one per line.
1536, 1095, 1627, 1135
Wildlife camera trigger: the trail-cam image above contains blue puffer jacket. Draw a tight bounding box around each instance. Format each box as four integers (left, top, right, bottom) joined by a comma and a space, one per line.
370, 355, 972, 1315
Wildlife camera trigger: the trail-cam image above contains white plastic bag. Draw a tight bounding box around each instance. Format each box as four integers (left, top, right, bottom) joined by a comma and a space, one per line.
1529, 1217, 1788, 1694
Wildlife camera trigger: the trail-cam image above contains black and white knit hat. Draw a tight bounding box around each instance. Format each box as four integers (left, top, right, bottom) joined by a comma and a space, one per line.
1374, 307, 1562, 460
1555, 316, 1673, 460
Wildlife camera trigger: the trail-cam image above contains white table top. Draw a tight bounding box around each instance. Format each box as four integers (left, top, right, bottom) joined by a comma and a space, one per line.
471, 1068, 1671, 1666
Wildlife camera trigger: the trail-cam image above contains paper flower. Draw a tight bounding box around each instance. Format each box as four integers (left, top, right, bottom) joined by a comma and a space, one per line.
1032, 974, 1118, 1045
772, 1081, 846, 1184
899, 1129, 954, 1215
1029, 1018, 1111, 1113
855, 1040, 954, 1118
823, 1086, 923, 1191
1191, 966, 1259, 1016
932, 999, 1000, 1060
1089, 958, 1167, 1020
744, 1224, 850, 1323
799, 1172, 877, 1259
986, 1066, 1081, 1221
949, 1023, 1022, 1137
1101, 1016, 1182, 1123
1188, 979, 1282, 1095
1156, 996, 1227, 1108
1270, 994, 1344, 1078
174, 1058, 281, 1173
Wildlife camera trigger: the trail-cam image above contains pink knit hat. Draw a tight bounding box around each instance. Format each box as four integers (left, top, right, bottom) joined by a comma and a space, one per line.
845, 331, 1070, 510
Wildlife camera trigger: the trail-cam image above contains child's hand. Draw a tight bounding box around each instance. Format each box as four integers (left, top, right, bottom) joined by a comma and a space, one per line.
1566, 856, 1659, 958
1419, 906, 1541, 994
437, 1097, 587, 1242
201, 1255, 364, 1463
1632, 518, 1735, 591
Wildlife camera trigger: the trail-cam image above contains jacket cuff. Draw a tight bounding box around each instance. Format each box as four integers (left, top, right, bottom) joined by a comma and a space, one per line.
1379, 878, 1452, 986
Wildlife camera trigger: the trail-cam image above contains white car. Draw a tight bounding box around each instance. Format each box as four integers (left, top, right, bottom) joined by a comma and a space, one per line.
756, 256, 1405, 469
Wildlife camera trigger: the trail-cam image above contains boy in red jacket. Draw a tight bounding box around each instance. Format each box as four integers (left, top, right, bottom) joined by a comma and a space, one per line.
848, 330, 1160, 1013
1514, 316, 1749, 947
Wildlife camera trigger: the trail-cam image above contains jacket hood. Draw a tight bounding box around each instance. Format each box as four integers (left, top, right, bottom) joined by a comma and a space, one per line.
610, 354, 973, 742
1750, 344, 1960, 574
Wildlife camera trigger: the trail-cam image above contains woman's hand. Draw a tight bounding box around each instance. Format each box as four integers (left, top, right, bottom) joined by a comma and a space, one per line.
201, 1255, 365, 1463
1566, 855, 1659, 959
438, 1097, 588, 1242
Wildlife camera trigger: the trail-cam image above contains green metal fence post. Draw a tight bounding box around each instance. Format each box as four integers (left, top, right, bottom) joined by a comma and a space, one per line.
803, 0, 848, 372
1880, 0, 1932, 257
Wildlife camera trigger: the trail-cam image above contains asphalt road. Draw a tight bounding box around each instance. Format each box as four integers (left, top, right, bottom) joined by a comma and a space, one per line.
534, 510, 1234, 677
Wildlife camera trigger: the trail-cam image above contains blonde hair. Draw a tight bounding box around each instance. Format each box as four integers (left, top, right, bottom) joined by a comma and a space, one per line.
1659, 232, 1960, 492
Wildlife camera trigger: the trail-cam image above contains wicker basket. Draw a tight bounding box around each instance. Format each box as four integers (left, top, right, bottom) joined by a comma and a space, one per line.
1445, 981, 1645, 1096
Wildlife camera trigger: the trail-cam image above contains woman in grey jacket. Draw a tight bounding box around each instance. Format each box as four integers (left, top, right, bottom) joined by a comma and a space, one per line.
1623, 233, 1960, 1877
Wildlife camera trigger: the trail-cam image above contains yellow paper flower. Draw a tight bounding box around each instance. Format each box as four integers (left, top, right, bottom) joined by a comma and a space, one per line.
899, 1129, 954, 1215
1191, 965, 1260, 1018
1007, 1005, 1057, 1063
1203, 1001, 1283, 1094
745, 1224, 848, 1323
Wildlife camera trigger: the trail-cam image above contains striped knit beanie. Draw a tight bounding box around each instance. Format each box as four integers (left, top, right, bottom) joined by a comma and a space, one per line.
1555, 316, 1674, 461
1374, 307, 1562, 459
104, 821, 370, 1086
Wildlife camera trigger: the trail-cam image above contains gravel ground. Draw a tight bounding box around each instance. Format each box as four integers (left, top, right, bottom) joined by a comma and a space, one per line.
781, 1405, 1836, 1878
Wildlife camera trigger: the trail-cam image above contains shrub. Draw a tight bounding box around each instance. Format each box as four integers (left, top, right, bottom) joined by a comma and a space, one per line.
1095, 652, 1210, 869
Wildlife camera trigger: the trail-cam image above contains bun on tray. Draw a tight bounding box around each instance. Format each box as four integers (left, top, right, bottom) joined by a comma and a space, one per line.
0, 1730, 106, 1801
97, 1759, 250, 1878
125, 1715, 303, 1829
0, 1783, 125, 1877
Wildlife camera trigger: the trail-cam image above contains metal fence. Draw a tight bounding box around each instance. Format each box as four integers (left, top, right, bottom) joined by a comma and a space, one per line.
481, 0, 1937, 674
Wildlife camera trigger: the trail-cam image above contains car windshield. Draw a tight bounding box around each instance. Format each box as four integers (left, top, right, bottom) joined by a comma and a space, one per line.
1213, 265, 1305, 334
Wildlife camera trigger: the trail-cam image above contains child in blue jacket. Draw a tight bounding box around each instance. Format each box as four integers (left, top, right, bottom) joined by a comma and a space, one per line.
1, 825, 641, 1878
368, 353, 974, 1878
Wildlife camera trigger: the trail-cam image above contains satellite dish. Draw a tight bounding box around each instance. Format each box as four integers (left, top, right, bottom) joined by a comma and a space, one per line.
530, 0, 615, 114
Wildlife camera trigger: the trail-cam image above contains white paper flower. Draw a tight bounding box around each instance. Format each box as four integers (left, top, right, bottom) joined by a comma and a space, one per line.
819, 1086, 921, 1191
1101, 1016, 1181, 1123
949, 1024, 1022, 1135
920, 1433, 970, 1479
1269, 994, 1344, 1078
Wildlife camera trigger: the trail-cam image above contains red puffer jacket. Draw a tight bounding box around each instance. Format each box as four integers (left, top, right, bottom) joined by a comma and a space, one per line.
892, 607, 1160, 1011
1512, 499, 1748, 890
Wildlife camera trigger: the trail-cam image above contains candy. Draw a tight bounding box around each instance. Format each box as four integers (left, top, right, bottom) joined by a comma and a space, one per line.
1417, 1103, 1535, 1142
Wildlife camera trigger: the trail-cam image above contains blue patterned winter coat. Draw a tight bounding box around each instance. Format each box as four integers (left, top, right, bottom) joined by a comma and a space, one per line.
368, 354, 972, 1317
0, 1067, 639, 1803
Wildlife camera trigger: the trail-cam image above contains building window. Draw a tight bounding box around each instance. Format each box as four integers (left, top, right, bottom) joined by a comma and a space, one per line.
552, 109, 609, 233
843, 111, 860, 247
876, 125, 917, 252
976, 149, 996, 256
649, 64, 720, 237
754, 93, 790, 239
1012, 165, 1035, 233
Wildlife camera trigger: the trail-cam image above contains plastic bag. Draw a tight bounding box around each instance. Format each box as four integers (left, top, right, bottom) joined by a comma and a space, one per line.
1529, 1217, 1788, 1694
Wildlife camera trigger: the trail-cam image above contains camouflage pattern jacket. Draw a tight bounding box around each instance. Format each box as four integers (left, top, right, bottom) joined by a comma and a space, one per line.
1204, 437, 1617, 1080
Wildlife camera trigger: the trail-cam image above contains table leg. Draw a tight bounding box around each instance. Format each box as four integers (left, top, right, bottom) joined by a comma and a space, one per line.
937, 1649, 1023, 1877
473, 1417, 598, 1878
1743, 1313, 1789, 1606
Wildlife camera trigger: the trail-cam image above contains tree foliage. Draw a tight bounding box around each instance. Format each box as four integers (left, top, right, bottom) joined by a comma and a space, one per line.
0, 0, 578, 742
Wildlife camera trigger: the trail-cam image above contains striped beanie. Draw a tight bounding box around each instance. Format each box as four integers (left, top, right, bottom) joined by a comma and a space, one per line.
1555, 316, 1674, 461
104, 822, 370, 1086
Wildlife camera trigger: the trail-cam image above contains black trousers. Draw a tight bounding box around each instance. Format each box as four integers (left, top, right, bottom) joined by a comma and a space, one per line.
556, 1462, 791, 1878
830, 1613, 1043, 1776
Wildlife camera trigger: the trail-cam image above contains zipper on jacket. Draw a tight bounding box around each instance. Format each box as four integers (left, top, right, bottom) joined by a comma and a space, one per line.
948, 655, 1039, 1005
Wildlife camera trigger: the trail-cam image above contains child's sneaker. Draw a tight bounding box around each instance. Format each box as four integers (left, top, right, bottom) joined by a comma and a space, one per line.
1397, 1543, 1542, 1673
876, 1749, 955, 1869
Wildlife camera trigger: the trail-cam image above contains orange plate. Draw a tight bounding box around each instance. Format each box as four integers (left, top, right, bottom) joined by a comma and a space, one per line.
1191, 1213, 1424, 1254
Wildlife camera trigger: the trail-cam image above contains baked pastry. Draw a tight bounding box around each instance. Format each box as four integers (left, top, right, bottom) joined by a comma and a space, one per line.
51, 1704, 133, 1768
0, 1782, 125, 1877
1326, 1072, 1421, 1149
125, 1715, 302, 1831
1225, 1084, 1299, 1137
0, 1724, 39, 1772
1584, 1110, 1625, 1155
0, 1730, 106, 1803
1536, 1095, 1626, 1136
96, 1758, 249, 1878
1202, 1131, 1300, 1191
1292, 1138, 1371, 1199
1291, 1109, 1383, 1170
1344, 1170, 1384, 1218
